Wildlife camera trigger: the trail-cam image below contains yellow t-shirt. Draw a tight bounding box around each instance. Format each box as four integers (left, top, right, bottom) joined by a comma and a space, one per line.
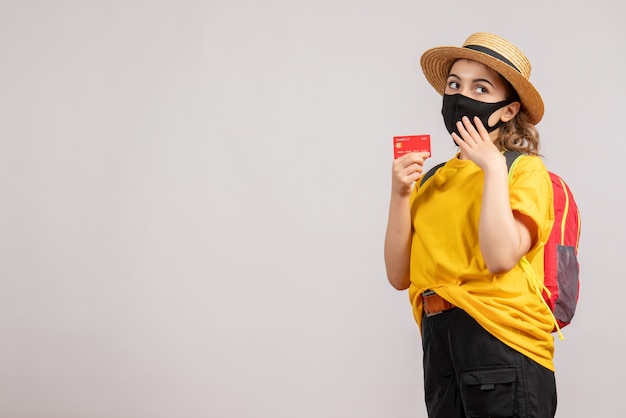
407, 154, 556, 371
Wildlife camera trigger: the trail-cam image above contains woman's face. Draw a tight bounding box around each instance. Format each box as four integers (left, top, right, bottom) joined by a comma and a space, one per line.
445, 59, 510, 103
444, 59, 519, 130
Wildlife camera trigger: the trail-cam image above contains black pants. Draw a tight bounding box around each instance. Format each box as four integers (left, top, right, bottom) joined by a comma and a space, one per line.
422, 307, 557, 418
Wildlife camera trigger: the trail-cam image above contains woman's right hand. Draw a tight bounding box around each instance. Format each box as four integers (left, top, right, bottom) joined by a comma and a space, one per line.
391, 151, 430, 196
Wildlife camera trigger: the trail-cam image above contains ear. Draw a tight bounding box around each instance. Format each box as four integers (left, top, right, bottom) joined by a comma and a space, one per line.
500, 101, 521, 122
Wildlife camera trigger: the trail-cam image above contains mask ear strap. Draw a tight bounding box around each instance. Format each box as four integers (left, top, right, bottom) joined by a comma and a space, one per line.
490, 98, 517, 129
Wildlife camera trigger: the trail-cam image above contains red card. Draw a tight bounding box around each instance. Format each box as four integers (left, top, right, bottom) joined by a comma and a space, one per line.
393, 134, 430, 159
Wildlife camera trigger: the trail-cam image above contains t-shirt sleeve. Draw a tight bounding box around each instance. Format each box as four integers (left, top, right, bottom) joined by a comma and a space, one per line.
508, 156, 554, 256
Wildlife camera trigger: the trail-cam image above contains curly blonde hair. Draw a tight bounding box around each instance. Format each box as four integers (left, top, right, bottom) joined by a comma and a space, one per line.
495, 112, 540, 156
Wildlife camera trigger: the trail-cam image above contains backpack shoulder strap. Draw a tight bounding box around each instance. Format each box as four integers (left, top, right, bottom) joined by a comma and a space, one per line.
504, 150, 522, 169
504, 150, 526, 181
419, 162, 446, 187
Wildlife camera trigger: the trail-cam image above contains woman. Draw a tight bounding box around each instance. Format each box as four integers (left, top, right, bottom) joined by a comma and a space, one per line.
384, 32, 557, 417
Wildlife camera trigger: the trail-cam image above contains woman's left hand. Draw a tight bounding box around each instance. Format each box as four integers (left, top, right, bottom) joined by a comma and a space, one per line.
452, 116, 505, 171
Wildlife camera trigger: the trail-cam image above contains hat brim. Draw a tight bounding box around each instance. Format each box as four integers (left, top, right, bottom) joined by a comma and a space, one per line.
420, 46, 544, 125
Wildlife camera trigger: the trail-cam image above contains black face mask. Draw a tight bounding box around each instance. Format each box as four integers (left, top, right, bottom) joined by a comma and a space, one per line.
442, 93, 515, 137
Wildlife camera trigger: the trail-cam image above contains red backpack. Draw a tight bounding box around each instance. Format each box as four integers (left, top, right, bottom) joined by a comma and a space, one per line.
506, 151, 581, 338
420, 151, 582, 338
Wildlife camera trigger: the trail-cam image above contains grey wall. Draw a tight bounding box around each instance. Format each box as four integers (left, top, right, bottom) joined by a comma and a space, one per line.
1, 1, 622, 417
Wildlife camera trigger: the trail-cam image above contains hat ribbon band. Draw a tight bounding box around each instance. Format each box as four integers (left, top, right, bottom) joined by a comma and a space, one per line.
463, 44, 521, 73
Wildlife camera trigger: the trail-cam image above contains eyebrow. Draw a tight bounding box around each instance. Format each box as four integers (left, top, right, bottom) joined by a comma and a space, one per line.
447, 73, 495, 88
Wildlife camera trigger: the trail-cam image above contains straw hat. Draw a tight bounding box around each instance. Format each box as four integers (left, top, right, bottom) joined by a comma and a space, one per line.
420, 32, 544, 125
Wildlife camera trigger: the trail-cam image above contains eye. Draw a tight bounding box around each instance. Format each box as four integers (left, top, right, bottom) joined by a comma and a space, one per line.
474, 85, 488, 94
447, 81, 460, 90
